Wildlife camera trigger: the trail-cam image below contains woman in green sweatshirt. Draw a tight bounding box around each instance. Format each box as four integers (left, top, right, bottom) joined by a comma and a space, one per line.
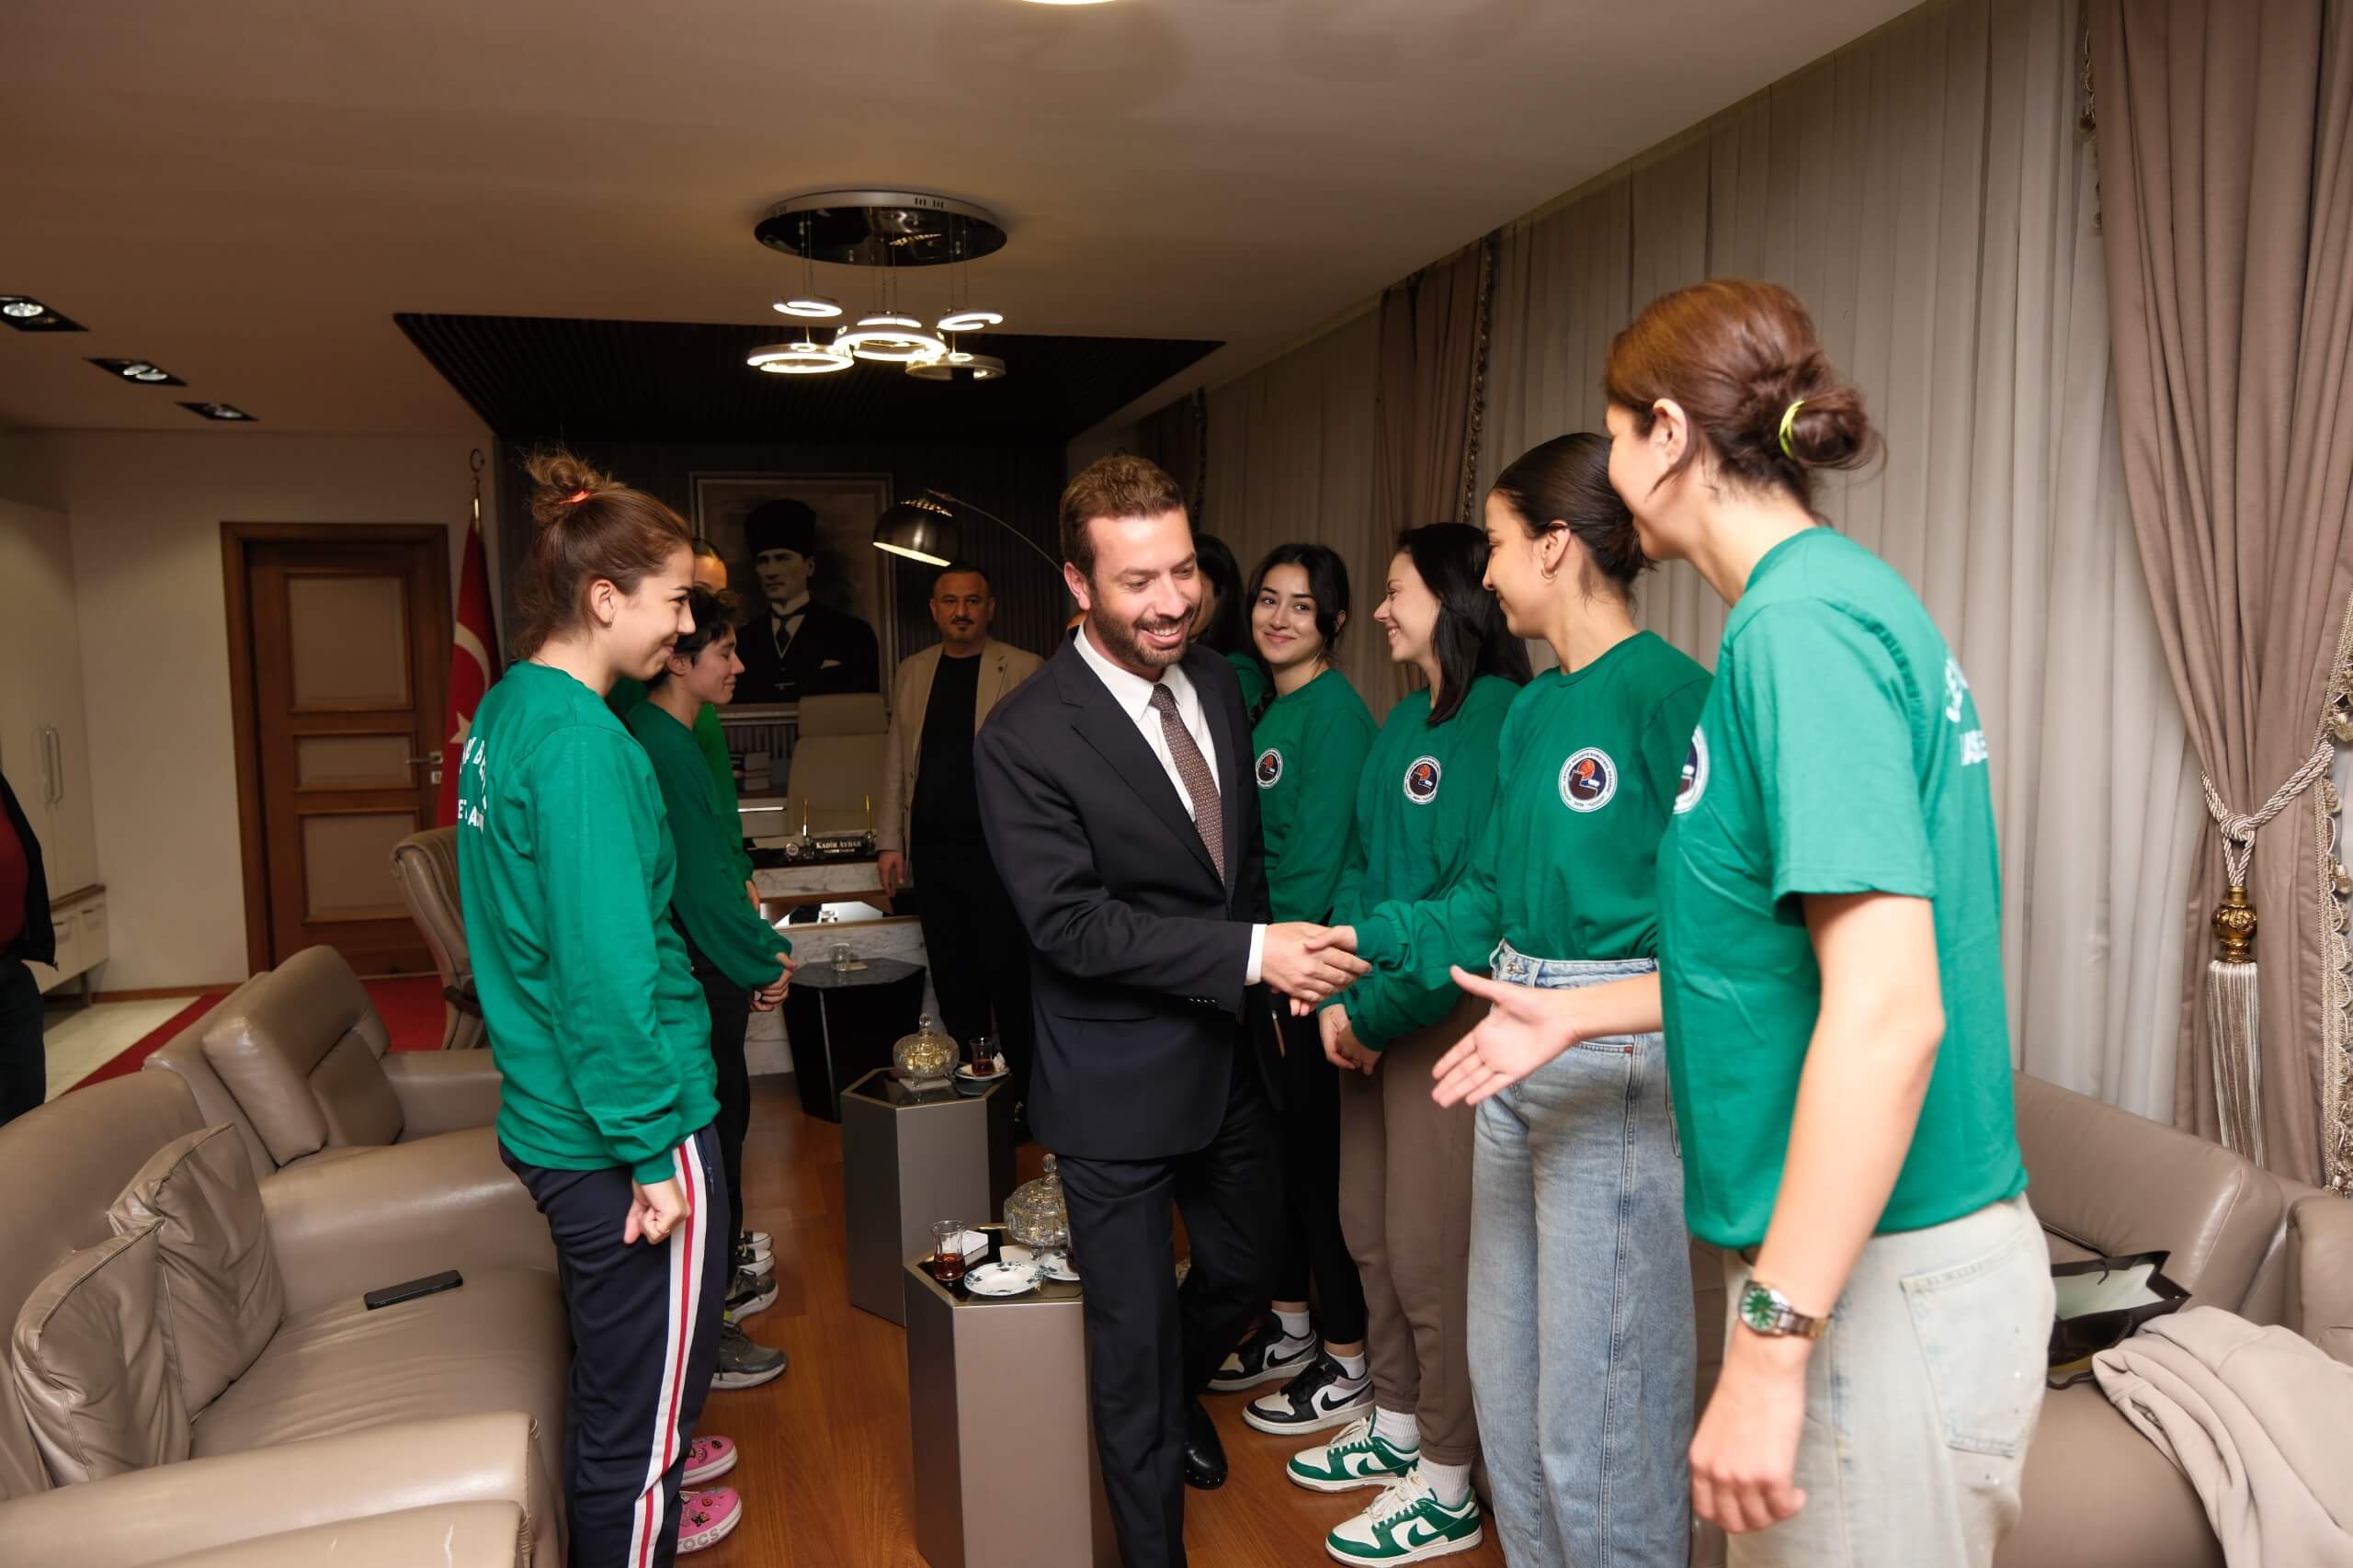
457, 452, 745, 1560
1214, 543, 1381, 1441
629, 583, 793, 1392
1331, 435, 1710, 1567
1272, 525, 1528, 1562
1188, 532, 1271, 714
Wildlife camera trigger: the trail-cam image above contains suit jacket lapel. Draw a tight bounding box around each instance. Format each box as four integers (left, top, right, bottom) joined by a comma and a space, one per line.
1053, 646, 1223, 887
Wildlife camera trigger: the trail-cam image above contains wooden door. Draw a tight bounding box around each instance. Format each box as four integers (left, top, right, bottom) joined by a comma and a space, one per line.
227, 527, 449, 974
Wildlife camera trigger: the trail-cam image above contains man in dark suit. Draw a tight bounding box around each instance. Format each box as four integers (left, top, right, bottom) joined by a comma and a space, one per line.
975, 455, 1368, 1567
731, 497, 881, 703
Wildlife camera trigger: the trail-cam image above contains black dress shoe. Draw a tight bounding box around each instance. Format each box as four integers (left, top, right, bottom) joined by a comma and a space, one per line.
1182, 1398, 1227, 1490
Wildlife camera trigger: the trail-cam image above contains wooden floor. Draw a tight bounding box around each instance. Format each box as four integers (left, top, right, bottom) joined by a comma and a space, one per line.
697, 1078, 1509, 1567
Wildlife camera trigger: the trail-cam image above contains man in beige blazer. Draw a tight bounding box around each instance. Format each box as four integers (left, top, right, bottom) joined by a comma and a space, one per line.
877, 562, 1045, 1119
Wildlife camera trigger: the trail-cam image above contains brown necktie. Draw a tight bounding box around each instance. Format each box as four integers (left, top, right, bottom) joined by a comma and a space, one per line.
1147, 683, 1225, 883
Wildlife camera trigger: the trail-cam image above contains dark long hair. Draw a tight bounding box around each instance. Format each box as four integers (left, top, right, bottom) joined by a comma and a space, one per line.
1490, 433, 1652, 593
1192, 533, 1252, 657
646, 585, 740, 688
1397, 525, 1531, 725
1245, 542, 1349, 720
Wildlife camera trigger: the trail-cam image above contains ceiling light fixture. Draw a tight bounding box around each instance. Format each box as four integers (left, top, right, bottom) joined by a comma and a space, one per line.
3, 300, 42, 318
181, 401, 256, 422
834, 312, 947, 364
936, 308, 1004, 334
746, 337, 854, 375
906, 352, 1007, 383
0, 295, 84, 332
774, 295, 843, 319
88, 357, 186, 385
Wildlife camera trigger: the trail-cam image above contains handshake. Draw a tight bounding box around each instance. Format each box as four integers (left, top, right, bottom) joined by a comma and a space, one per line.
1263, 923, 1367, 1008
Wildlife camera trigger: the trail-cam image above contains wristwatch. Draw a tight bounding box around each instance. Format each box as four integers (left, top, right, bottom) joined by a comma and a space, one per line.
1738, 1278, 1829, 1339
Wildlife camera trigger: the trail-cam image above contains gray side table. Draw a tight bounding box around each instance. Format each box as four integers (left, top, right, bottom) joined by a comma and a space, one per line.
840, 1068, 1016, 1324
904, 1263, 1119, 1568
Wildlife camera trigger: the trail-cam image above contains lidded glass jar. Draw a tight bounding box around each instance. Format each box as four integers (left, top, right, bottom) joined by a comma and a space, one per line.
892, 1014, 958, 1085
1004, 1153, 1070, 1251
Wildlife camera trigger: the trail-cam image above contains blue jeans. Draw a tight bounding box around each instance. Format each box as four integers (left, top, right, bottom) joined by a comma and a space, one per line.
1468, 946, 1693, 1567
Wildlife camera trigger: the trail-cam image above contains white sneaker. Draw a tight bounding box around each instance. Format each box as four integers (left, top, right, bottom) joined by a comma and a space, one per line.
1242, 1351, 1375, 1436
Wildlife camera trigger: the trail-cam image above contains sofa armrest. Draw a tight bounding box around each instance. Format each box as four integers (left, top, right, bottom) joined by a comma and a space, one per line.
262, 1126, 553, 1318
153, 1502, 526, 1568
381, 1050, 504, 1139
0, 1411, 554, 1568
2286, 1192, 2353, 1364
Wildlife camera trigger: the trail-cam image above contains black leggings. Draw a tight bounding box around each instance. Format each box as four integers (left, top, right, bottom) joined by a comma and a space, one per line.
691, 958, 753, 1252
1267, 1001, 1368, 1345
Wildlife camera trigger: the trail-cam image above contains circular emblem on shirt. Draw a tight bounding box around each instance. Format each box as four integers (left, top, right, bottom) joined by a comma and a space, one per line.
1256, 747, 1284, 788
1675, 726, 1710, 815
1404, 756, 1441, 804
1559, 747, 1618, 812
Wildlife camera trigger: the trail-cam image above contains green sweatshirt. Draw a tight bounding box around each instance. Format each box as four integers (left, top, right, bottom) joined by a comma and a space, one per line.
1324, 675, 1518, 1048
1253, 666, 1378, 925
628, 702, 791, 992
458, 663, 719, 1183
608, 678, 748, 883
1227, 649, 1272, 717
1354, 632, 1711, 981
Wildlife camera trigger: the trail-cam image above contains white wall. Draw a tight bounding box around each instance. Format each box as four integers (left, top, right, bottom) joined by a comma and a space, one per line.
22, 429, 494, 990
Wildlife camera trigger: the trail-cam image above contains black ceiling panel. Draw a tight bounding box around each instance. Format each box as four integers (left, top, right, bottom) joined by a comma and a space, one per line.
395, 312, 1218, 445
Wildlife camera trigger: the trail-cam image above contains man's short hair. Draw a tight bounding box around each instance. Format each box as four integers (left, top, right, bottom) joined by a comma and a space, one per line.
932, 561, 991, 595
1059, 454, 1187, 580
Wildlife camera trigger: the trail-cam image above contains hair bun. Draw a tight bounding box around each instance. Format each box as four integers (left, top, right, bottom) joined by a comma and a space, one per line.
1772, 377, 1872, 472
525, 449, 613, 528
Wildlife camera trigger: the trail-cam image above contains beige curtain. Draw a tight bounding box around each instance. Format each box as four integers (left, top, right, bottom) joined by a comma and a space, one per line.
1375, 240, 1495, 537
1202, 312, 1390, 706
1476, 0, 2203, 1122
2089, 0, 2353, 1184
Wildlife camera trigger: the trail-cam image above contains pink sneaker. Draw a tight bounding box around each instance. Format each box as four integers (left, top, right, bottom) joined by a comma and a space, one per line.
677, 1487, 743, 1554
683, 1435, 736, 1486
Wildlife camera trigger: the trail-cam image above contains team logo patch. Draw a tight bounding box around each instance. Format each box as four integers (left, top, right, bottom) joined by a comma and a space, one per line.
1256, 747, 1284, 788
1559, 747, 1618, 812
1675, 727, 1710, 815
1404, 756, 1441, 804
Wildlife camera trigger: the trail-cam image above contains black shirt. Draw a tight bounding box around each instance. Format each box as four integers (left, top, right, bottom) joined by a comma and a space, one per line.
911, 652, 984, 844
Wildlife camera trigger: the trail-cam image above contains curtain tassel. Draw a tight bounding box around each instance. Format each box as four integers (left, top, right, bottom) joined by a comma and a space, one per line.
2207, 884, 2266, 1165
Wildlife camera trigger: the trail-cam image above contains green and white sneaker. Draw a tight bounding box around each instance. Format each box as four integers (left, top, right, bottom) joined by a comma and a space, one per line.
1324, 1470, 1483, 1564
1286, 1415, 1419, 1494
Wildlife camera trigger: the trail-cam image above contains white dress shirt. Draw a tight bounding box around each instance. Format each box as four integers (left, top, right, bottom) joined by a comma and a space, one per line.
1074, 625, 1267, 984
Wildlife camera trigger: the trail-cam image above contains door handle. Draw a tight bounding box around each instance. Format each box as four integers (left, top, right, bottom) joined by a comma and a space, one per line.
41, 726, 60, 805
49, 726, 63, 806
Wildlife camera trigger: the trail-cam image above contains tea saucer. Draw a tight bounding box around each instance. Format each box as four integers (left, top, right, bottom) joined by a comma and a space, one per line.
1034, 1252, 1081, 1283
964, 1262, 1040, 1297
954, 1062, 1006, 1081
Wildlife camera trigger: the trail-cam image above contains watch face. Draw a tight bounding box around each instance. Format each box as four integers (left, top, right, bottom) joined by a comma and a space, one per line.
1739, 1282, 1780, 1334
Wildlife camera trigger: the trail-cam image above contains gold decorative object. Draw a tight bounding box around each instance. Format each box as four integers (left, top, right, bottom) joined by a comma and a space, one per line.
892, 1013, 958, 1086
1004, 1153, 1071, 1252
2213, 884, 2258, 962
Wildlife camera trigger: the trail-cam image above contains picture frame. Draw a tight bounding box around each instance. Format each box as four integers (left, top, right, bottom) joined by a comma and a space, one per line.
690, 471, 897, 713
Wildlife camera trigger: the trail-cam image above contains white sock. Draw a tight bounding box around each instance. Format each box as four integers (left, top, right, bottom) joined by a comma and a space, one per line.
1372, 1407, 1420, 1450
1334, 1350, 1368, 1381
1421, 1459, 1472, 1508
1275, 1308, 1313, 1342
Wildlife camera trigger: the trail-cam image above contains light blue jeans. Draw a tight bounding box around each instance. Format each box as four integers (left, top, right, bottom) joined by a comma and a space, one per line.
1468, 946, 1694, 1568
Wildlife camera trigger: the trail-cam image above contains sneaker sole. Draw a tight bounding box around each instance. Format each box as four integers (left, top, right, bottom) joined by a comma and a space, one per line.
678, 1503, 744, 1554
727, 1285, 779, 1319
1286, 1462, 1415, 1494
1242, 1394, 1376, 1437
710, 1360, 787, 1391
683, 1450, 738, 1486
1325, 1523, 1483, 1565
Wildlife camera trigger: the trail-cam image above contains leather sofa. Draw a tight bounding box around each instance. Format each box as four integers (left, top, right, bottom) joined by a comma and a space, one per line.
392, 826, 488, 1051
0, 1069, 564, 1567
144, 943, 504, 1183
1688, 1073, 2351, 1568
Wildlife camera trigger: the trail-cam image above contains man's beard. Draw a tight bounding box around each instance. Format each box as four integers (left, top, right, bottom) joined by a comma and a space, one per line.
1091, 606, 1190, 671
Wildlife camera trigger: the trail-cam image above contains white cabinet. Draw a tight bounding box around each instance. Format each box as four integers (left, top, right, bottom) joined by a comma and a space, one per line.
1, 499, 105, 994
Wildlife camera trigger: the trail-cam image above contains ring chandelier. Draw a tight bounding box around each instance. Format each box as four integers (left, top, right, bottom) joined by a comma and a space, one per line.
747, 190, 1010, 381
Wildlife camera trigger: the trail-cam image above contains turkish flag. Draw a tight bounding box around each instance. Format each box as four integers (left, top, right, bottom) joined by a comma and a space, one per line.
438, 516, 499, 827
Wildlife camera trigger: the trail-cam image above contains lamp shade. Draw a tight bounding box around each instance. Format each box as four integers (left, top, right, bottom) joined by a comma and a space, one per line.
873, 497, 961, 566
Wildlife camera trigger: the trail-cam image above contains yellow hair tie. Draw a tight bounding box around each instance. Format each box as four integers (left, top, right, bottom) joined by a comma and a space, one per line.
1777, 400, 1807, 459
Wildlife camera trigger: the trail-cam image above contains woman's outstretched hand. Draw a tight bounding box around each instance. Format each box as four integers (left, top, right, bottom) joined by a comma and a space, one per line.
1429, 966, 1584, 1107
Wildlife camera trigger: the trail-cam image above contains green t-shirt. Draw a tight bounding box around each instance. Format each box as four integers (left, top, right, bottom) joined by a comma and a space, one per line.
627, 702, 790, 992
1253, 667, 1378, 925
1227, 649, 1271, 717
608, 678, 748, 883
1324, 675, 1518, 1048
1658, 528, 2026, 1250
1355, 631, 1710, 978
458, 664, 719, 1184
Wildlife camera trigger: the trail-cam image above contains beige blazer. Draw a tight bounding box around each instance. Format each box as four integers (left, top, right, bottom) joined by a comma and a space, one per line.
876, 637, 1044, 858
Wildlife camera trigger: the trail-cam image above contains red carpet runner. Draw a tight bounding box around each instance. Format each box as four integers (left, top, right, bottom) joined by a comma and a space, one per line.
69, 973, 448, 1092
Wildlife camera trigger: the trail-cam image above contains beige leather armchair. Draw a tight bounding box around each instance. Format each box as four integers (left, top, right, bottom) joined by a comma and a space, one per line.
145, 944, 503, 1183
392, 826, 487, 1051
785, 690, 889, 835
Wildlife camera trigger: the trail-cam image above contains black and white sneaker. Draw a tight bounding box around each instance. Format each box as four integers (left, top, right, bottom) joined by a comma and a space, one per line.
1209, 1312, 1320, 1393
1242, 1352, 1374, 1436
725, 1263, 777, 1321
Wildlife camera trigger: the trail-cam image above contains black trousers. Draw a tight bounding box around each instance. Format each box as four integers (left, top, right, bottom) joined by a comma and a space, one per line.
687, 942, 754, 1253
503, 1124, 728, 1568
1058, 1055, 1283, 1568
1267, 1002, 1368, 1345
911, 831, 1036, 1109
0, 960, 44, 1129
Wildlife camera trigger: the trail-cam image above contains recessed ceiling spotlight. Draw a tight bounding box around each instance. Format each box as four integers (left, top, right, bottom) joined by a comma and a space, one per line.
774, 295, 843, 319
181, 401, 256, 422
0, 295, 85, 332
907, 353, 1008, 383
834, 312, 948, 365
746, 338, 854, 375
88, 357, 186, 386
936, 309, 1005, 334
